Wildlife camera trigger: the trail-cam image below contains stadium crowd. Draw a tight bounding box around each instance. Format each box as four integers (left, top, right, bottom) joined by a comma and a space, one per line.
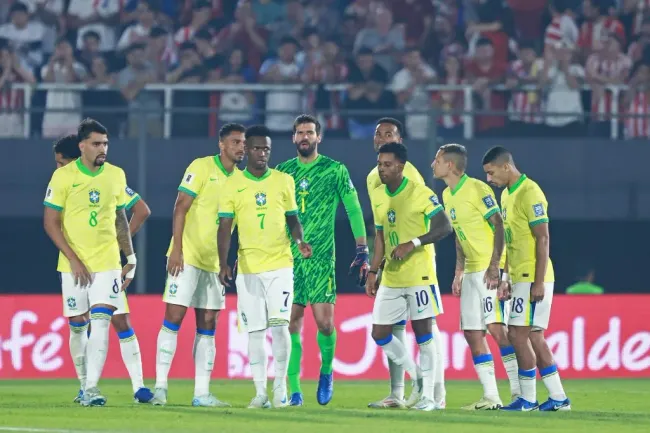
0, 0, 649, 139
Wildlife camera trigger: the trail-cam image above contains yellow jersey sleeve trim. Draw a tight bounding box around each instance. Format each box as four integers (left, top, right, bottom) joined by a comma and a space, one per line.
285, 209, 298, 216
218, 212, 235, 218
125, 195, 141, 211
178, 186, 197, 198
483, 207, 500, 220
44, 201, 63, 211
529, 218, 549, 227
426, 206, 443, 219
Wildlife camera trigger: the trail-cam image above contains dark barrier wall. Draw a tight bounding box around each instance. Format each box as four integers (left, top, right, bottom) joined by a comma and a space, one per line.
1, 139, 649, 294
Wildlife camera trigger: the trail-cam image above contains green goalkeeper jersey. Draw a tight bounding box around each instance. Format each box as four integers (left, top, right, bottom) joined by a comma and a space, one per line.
276, 154, 366, 261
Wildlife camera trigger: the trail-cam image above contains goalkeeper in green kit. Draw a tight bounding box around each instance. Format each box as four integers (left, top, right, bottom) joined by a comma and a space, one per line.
276, 114, 369, 406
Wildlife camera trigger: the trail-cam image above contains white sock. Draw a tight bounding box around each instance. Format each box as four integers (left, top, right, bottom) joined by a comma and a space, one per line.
417, 334, 435, 401
117, 328, 144, 393
375, 334, 418, 380
389, 322, 406, 400
248, 330, 268, 397
519, 368, 537, 403
155, 320, 180, 389
193, 329, 216, 397
432, 320, 446, 403
270, 325, 290, 396
473, 354, 500, 401
500, 346, 521, 397
540, 364, 567, 401
69, 320, 89, 390
85, 308, 112, 390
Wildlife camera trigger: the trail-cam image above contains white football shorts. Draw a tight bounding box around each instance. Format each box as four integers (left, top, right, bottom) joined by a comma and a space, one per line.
61, 270, 124, 317
163, 262, 225, 310
236, 267, 293, 333
460, 270, 510, 331
509, 282, 555, 330
373, 285, 437, 325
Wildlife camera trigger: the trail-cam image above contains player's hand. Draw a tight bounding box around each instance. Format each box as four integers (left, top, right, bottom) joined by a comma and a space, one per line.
70, 257, 93, 289
452, 273, 463, 297
497, 280, 512, 301
121, 264, 135, 291
530, 282, 545, 302
167, 248, 184, 277
348, 245, 369, 287
391, 241, 415, 260
298, 242, 312, 258
219, 265, 233, 288
483, 264, 500, 290
365, 272, 379, 298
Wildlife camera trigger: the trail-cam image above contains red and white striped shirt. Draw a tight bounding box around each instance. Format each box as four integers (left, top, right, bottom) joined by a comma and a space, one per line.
586, 52, 631, 121
578, 17, 626, 53
544, 13, 579, 49
432, 75, 464, 129
507, 59, 543, 124
625, 91, 650, 138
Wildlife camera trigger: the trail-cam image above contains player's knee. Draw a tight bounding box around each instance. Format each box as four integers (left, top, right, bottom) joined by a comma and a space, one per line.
164, 303, 186, 325
371, 326, 391, 344
487, 323, 509, 346
195, 309, 218, 330
507, 325, 526, 344
316, 320, 334, 336
111, 313, 131, 333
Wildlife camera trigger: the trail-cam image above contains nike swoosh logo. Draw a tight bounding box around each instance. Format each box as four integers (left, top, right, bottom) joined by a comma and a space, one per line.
374, 204, 381, 209
418, 308, 426, 313
280, 308, 288, 312
237, 188, 247, 192
209, 177, 217, 181
72, 183, 82, 187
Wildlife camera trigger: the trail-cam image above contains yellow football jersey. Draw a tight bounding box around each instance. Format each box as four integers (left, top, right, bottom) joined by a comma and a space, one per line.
124, 186, 141, 211
442, 174, 506, 273
166, 155, 236, 273
367, 161, 425, 199
44, 159, 128, 273
500, 174, 554, 283
371, 177, 443, 288
219, 168, 298, 274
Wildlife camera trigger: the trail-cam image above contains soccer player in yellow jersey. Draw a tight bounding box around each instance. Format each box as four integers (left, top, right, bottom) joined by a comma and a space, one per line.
217, 125, 312, 409
366, 118, 447, 409
433, 144, 521, 409
482, 146, 570, 412
43, 119, 138, 407
152, 123, 246, 408
53, 134, 154, 404
366, 142, 453, 412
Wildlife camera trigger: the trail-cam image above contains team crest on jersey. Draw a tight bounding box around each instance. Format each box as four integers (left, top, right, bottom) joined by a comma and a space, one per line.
298, 178, 310, 191
533, 203, 545, 217
125, 186, 136, 197
482, 195, 495, 208
387, 209, 396, 225
255, 192, 267, 206
450, 208, 456, 221
89, 189, 100, 204
66, 296, 76, 309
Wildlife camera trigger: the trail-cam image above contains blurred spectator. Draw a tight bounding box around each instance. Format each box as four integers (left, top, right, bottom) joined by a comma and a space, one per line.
539, 42, 585, 136
179, 0, 228, 25
194, 28, 218, 59
214, 0, 268, 71
166, 41, 202, 83
391, 46, 437, 139
146, 26, 177, 78
544, 0, 579, 57
433, 47, 465, 139
508, 0, 548, 42
41, 37, 87, 138
117, 42, 163, 138
627, 17, 650, 62
586, 32, 631, 136
82, 54, 122, 135
579, 0, 625, 61
78, 31, 102, 70
391, 0, 435, 45
297, 27, 323, 72
0, 40, 34, 137
268, 0, 306, 54
252, 0, 285, 28
624, 60, 650, 138
260, 36, 302, 131
465, 37, 508, 135
464, 0, 515, 65
85, 54, 114, 87
506, 42, 544, 136
338, 14, 360, 57
345, 0, 384, 26
23, 0, 66, 55
122, 0, 176, 28
0, 2, 44, 72
117, 0, 158, 51
303, 0, 340, 37
354, 7, 405, 75
215, 48, 256, 125
175, 0, 213, 45
423, 12, 466, 69
68, 0, 121, 52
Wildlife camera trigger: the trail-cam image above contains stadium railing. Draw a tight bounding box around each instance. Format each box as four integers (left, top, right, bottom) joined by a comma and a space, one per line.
11, 83, 627, 140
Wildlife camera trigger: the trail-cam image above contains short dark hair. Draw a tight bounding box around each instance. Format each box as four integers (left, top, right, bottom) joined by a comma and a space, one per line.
82, 30, 101, 42
482, 146, 513, 166
376, 117, 404, 136
439, 143, 468, 172
378, 142, 408, 164
218, 123, 245, 139
293, 114, 321, 135
77, 118, 108, 141
245, 124, 272, 140
53, 134, 80, 159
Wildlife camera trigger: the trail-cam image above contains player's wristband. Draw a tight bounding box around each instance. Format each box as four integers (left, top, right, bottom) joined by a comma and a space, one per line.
369, 269, 378, 275
411, 237, 422, 248
501, 272, 510, 282
295, 239, 302, 245
126, 254, 137, 279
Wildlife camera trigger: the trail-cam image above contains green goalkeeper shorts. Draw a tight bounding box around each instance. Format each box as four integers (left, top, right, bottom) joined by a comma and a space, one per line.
293, 259, 336, 306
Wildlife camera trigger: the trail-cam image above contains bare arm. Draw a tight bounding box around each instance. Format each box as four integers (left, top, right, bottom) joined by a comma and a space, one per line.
532, 223, 550, 285
487, 211, 505, 269
370, 229, 385, 271
170, 191, 194, 252
455, 236, 465, 274
128, 199, 151, 236
217, 217, 234, 268
115, 208, 134, 256
417, 211, 453, 246
43, 207, 79, 262
285, 215, 305, 243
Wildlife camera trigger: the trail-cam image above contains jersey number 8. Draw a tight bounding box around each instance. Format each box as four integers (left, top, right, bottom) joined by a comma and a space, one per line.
388, 230, 399, 247
89, 211, 98, 227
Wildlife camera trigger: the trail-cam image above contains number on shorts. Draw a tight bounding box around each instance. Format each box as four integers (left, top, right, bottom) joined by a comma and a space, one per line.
389, 230, 399, 247
483, 297, 493, 313
282, 291, 290, 307
513, 297, 524, 314
415, 289, 429, 308
112, 279, 119, 294
505, 227, 513, 245
89, 211, 98, 227
257, 213, 266, 229
456, 226, 467, 241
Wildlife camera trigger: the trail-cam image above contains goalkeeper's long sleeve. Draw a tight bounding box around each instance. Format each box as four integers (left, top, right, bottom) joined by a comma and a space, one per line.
341, 191, 367, 240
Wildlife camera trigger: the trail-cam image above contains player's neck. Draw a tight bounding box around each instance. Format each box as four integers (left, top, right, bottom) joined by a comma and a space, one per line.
506, 170, 523, 189
80, 158, 101, 173
386, 176, 404, 194
298, 150, 319, 165
445, 172, 464, 190
217, 154, 235, 173
246, 165, 268, 178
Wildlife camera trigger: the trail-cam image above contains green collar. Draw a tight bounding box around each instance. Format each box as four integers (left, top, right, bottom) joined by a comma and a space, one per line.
76, 158, 104, 177
508, 174, 527, 194
214, 155, 233, 177
296, 154, 321, 168
243, 168, 271, 181
451, 173, 469, 196
385, 177, 408, 197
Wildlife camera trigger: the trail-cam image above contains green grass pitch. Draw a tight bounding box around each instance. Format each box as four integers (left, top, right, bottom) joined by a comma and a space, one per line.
0, 379, 649, 433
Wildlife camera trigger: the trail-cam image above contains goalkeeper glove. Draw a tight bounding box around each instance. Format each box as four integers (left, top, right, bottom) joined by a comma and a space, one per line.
349, 245, 370, 287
